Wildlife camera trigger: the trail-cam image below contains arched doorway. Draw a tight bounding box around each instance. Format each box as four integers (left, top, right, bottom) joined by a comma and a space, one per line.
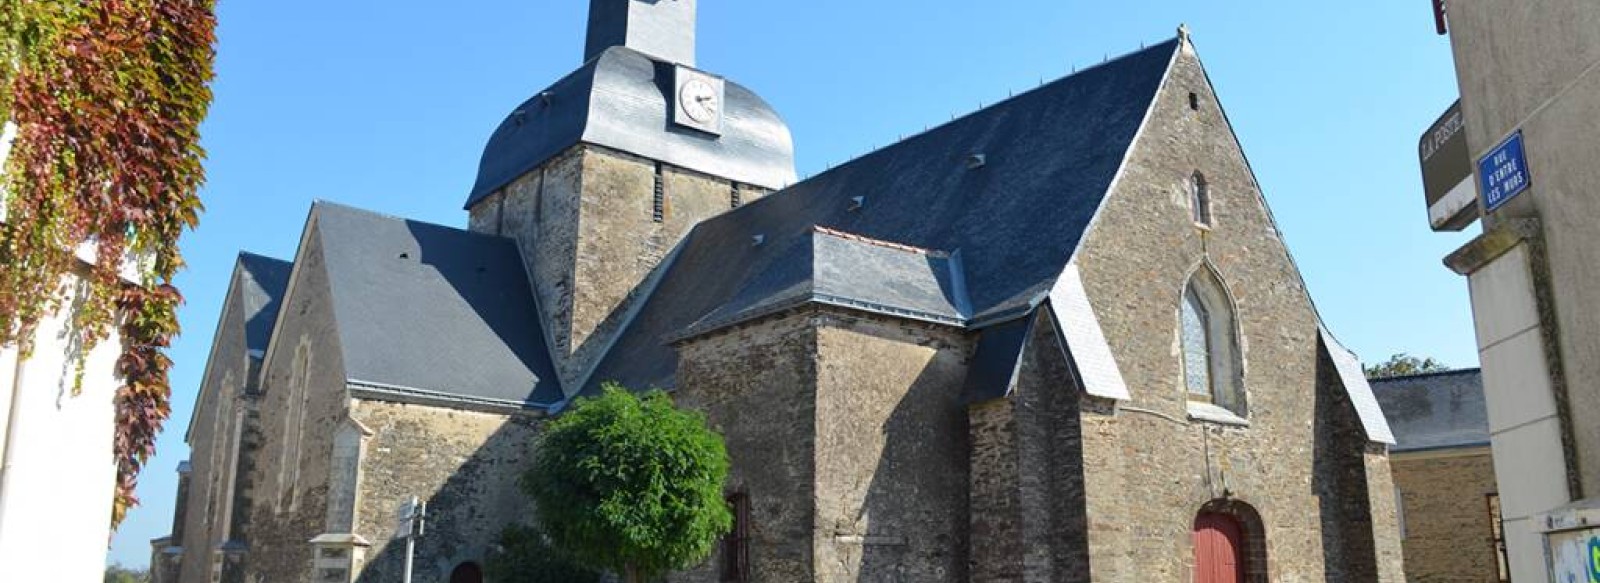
1193, 512, 1245, 583
449, 562, 483, 583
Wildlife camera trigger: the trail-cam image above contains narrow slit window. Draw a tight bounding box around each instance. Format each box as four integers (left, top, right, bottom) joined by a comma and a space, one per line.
1191, 171, 1212, 227
653, 163, 666, 223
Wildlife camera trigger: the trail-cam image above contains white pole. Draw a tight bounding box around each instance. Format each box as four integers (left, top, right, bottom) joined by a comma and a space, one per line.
403, 534, 415, 583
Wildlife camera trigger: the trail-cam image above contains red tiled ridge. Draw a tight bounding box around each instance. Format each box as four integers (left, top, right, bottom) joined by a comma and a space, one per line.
812, 225, 950, 258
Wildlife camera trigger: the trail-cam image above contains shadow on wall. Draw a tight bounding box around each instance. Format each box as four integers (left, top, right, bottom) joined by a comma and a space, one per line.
1312, 346, 1378, 583
354, 413, 541, 583
846, 329, 974, 583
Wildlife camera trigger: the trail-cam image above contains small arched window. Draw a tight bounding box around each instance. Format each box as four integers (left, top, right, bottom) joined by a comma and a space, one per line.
1181, 268, 1244, 416
1191, 171, 1212, 227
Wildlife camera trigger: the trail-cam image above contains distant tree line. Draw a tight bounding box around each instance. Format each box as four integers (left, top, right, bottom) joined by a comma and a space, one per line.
1364, 353, 1450, 379
104, 564, 150, 583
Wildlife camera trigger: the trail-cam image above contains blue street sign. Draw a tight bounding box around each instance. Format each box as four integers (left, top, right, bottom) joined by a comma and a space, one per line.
1478, 131, 1531, 212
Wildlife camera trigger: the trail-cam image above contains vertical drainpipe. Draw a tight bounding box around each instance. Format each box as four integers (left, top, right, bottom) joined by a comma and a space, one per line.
0, 346, 28, 530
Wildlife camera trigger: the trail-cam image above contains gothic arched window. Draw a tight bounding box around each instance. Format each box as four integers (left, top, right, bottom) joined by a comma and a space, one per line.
1191, 171, 1212, 227
1181, 268, 1244, 416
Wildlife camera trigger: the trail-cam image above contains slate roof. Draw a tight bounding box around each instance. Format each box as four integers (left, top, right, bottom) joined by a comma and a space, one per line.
311, 202, 563, 407
235, 252, 292, 355
466, 45, 796, 208
680, 226, 969, 339
960, 315, 1034, 404
1318, 328, 1398, 445
582, 39, 1180, 393
185, 252, 293, 442
1371, 368, 1489, 453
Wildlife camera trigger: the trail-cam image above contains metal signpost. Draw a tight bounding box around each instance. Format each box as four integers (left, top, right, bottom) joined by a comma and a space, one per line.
396, 496, 426, 583
1477, 130, 1532, 213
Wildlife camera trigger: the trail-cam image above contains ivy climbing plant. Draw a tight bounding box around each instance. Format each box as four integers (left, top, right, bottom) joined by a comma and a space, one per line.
0, 0, 217, 528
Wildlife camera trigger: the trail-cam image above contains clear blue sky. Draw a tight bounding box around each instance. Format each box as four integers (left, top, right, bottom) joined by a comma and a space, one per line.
109, 0, 1475, 567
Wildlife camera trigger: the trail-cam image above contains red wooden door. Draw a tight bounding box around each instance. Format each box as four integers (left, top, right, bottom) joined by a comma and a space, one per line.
1193, 513, 1244, 583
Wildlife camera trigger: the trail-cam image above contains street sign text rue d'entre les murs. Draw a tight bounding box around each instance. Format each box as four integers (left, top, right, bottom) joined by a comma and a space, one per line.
1478, 131, 1532, 213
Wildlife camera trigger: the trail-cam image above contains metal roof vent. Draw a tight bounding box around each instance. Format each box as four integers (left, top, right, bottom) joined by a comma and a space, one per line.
751, 234, 765, 246
848, 196, 866, 211
966, 153, 987, 169
538, 91, 554, 107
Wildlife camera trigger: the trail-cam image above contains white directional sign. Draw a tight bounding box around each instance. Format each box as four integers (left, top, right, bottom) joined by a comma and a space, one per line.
396, 496, 423, 539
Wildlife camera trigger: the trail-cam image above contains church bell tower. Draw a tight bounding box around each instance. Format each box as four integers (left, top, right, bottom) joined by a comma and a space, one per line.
464, 0, 796, 396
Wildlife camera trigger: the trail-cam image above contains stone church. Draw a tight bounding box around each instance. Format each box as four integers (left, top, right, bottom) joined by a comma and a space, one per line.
153, 1, 1405, 581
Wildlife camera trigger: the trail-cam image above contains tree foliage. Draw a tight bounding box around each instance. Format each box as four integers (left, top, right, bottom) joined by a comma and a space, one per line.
0, 0, 217, 527
103, 563, 151, 583
524, 384, 732, 583
1364, 353, 1449, 379
484, 524, 601, 583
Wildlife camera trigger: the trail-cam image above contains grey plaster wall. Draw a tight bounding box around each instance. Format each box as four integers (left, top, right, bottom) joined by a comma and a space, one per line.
1447, 0, 1600, 497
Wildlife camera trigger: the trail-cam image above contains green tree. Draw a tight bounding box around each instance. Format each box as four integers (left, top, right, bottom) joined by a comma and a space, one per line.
103, 564, 150, 583
524, 384, 732, 583
484, 525, 601, 583
1364, 353, 1449, 379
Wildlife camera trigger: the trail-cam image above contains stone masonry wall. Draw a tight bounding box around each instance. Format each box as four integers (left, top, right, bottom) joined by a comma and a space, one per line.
242, 229, 352, 583
469, 145, 744, 392
1068, 41, 1401, 582
967, 399, 1022, 583
349, 399, 542, 583
1365, 447, 1406, 582
811, 311, 972, 583
672, 310, 821, 583
967, 311, 1091, 583
1392, 451, 1502, 583
1011, 313, 1091, 582
176, 276, 251, 583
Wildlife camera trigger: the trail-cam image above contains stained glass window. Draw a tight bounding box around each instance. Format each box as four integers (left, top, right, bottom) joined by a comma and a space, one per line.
1182, 287, 1213, 398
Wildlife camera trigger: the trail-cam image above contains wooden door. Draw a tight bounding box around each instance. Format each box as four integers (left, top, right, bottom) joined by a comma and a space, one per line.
1193, 513, 1244, 583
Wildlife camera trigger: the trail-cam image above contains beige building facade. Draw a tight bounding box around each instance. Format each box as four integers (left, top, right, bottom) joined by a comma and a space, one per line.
1428, 2, 1600, 580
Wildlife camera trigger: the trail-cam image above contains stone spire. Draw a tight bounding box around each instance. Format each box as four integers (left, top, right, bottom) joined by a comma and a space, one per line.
585, 0, 697, 66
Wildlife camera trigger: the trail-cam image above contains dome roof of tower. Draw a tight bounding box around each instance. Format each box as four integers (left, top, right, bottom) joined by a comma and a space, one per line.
465, 46, 796, 209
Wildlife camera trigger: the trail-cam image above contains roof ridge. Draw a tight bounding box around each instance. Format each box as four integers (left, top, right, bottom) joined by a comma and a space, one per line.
688, 37, 1182, 229
1369, 367, 1483, 383
812, 225, 949, 258
313, 199, 518, 245
849, 36, 1182, 172
237, 250, 291, 264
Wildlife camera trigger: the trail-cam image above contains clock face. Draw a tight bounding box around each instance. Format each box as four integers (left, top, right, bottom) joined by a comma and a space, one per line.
679, 78, 720, 124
